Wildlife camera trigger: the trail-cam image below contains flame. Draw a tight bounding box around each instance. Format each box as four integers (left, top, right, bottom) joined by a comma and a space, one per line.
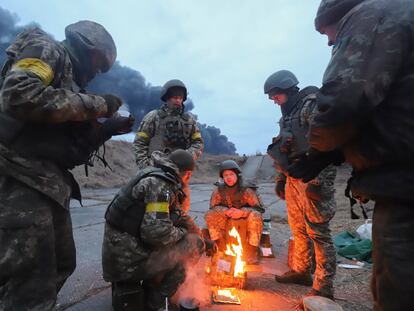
224, 226, 246, 277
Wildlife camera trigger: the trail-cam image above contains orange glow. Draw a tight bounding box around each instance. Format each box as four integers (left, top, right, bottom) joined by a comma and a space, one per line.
224, 226, 246, 277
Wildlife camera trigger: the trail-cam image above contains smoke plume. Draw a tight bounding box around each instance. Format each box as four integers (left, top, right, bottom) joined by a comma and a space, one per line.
0, 6, 237, 154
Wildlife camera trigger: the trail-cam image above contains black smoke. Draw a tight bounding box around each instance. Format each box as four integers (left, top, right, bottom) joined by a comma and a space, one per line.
0, 6, 237, 154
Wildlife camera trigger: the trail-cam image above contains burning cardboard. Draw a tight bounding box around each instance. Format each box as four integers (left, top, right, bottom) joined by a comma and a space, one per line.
207, 226, 247, 289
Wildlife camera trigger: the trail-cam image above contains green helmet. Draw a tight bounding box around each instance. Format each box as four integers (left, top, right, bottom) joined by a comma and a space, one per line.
65, 20, 117, 74
263, 70, 299, 95
160, 79, 188, 102
314, 0, 365, 31
169, 149, 194, 172
219, 160, 241, 177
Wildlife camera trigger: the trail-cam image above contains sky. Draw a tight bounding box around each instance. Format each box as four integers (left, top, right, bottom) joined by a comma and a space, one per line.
0, 0, 331, 155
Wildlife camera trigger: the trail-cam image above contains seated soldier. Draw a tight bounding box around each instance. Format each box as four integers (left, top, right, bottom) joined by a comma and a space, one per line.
205, 160, 265, 264
102, 149, 204, 311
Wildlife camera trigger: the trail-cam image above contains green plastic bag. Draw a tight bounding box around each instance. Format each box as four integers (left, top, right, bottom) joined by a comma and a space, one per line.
334, 231, 372, 263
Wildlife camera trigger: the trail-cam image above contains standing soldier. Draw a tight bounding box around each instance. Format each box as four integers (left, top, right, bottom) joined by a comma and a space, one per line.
289, 0, 414, 309
102, 149, 204, 311
0, 21, 133, 310
265, 70, 337, 298
205, 160, 265, 264
133, 79, 204, 213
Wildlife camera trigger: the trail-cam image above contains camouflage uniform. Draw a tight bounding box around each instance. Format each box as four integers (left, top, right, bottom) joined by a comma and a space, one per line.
310, 0, 414, 309
205, 181, 265, 247
102, 152, 204, 310
0, 28, 113, 310
133, 104, 203, 213
273, 86, 337, 296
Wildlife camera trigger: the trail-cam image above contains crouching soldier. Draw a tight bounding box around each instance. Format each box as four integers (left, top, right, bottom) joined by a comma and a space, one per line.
204, 160, 265, 264
102, 149, 204, 311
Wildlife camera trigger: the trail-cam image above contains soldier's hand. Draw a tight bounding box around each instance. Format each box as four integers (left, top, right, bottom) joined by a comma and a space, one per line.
275, 180, 286, 200
102, 94, 122, 117
204, 238, 217, 254
287, 149, 344, 183
225, 208, 245, 219
102, 115, 135, 136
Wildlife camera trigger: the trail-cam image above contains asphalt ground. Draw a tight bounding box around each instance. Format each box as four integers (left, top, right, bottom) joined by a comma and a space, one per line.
57, 156, 311, 310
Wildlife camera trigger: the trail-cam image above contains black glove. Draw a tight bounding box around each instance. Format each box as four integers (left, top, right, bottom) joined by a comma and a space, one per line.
102, 94, 122, 117
287, 149, 344, 183
204, 238, 217, 254
102, 115, 135, 137
275, 180, 286, 200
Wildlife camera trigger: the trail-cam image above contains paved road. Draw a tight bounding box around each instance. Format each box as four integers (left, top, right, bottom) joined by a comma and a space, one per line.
57, 156, 304, 310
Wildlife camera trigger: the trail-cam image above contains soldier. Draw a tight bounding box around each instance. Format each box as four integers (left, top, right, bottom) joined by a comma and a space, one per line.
133, 79, 204, 213
204, 160, 265, 264
265, 70, 337, 298
288, 0, 414, 309
102, 149, 204, 311
0, 21, 133, 310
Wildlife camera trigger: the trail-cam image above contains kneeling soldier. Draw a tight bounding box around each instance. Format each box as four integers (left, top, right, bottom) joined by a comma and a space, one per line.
102, 149, 204, 311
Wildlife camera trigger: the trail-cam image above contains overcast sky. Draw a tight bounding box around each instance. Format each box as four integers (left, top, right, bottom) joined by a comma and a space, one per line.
1, 0, 331, 154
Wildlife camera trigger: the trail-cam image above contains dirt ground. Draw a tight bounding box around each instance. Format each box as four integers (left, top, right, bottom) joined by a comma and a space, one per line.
71, 140, 245, 187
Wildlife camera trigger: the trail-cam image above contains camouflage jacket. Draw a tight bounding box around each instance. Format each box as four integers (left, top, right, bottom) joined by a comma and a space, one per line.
0, 28, 110, 208
210, 180, 265, 213
133, 104, 203, 168
272, 86, 332, 185
102, 153, 199, 280
310, 0, 414, 171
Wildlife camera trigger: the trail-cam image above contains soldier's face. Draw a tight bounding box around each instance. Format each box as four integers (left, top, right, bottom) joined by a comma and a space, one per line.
223, 170, 238, 187
270, 93, 288, 106
319, 23, 338, 46
167, 96, 184, 108
180, 170, 192, 184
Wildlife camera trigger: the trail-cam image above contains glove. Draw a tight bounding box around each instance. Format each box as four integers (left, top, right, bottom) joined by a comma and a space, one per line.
204, 238, 217, 254
102, 94, 122, 117
275, 180, 286, 200
287, 149, 344, 183
102, 115, 135, 136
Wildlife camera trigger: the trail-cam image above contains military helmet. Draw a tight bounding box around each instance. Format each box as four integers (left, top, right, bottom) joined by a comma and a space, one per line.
263, 70, 299, 95
65, 20, 117, 73
219, 160, 242, 177
160, 79, 188, 102
169, 149, 195, 172
314, 0, 365, 31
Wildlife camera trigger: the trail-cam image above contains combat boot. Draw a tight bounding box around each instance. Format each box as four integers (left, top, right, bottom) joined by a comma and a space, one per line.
275, 270, 313, 286
305, 288, 334, 300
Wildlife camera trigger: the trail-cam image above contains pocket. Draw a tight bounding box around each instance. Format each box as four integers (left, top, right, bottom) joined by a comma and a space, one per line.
305, 184, 335, 223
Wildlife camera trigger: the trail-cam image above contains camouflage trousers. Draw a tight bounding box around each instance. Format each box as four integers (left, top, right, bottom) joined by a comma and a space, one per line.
204, 206, 263, 246
0, 175, 76, 311
103, 224, 204, 310
285, 176, 336, 295
371, 199, 414, 311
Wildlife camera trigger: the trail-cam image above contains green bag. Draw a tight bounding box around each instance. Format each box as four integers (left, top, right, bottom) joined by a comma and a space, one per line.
334, 231, 372, 263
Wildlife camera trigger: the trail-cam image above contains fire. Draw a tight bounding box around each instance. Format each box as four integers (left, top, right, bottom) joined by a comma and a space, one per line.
224, 226, 246, 277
